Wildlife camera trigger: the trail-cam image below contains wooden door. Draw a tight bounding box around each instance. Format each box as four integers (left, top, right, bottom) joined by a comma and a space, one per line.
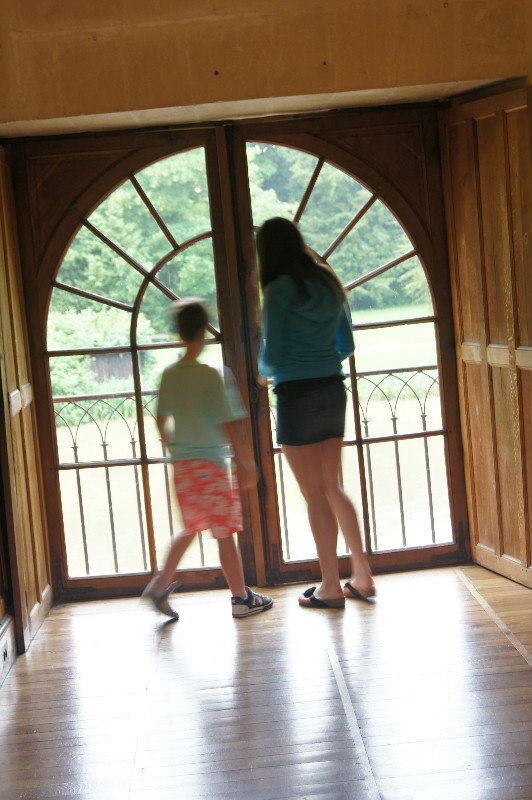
229, 107, 468, 584
12, 109, 468, 598
440, 88, 532, 588
12, 131, 263, 599
0, 147, 52, 650
0, 480, 10, 622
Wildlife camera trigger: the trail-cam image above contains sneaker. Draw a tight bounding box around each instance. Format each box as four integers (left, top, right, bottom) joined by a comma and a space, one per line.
142, 577, 180, 620
231, 587, 273, 618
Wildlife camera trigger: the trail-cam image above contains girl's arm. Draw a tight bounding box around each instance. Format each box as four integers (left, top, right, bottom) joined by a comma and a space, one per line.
258, 280, 290, 377
222, 419, 257, 490
336, 303, 355, 359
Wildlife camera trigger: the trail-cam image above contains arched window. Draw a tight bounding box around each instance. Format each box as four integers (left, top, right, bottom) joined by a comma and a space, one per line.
49, 147, 224, 577
247, 143, 451, 560
47, 139, 453, 581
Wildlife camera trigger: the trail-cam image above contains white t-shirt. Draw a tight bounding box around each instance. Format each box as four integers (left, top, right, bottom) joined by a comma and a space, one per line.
156, 359, 246, 465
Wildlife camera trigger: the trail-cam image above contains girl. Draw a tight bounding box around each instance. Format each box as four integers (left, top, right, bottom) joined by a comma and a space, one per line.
257, 217, 375, 608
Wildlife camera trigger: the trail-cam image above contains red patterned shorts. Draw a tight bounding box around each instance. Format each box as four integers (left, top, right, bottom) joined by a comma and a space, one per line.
172, 459, 242, 539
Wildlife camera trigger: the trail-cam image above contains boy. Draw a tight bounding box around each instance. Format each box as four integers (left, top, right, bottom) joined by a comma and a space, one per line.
142, 298, 273, 619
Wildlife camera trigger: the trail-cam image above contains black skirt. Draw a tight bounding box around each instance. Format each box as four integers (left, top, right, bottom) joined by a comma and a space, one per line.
274, 375, 347, 446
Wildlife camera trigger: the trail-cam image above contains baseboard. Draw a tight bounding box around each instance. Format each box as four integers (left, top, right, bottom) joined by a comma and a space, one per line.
28, 583, 53, 644
0, 615, 16, 689
473, 545, 532, 589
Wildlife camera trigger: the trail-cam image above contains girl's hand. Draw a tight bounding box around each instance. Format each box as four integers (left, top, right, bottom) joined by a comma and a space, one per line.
236, 460, 258, 490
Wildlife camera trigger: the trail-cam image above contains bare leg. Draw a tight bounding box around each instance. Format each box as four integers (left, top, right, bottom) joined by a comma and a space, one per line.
153, 530, 196, 590
319, 438, 375, 596
216, 534, 247, 599
283, 443, 343, 600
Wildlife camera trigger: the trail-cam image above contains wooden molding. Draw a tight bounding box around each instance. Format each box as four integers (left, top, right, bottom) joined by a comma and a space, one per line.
8, 389, 21, 416
487, 344, 511, 367
28, 582, 53, 643
460, 342, 482, 364
473, 542, 532, 589
516, 347, 532, 371
20, 382, 33, 408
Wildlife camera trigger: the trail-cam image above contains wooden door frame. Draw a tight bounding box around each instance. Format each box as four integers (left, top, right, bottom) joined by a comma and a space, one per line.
0, 148, 52, 649
0, 357, 24, 650
10, 104, 470, 599
228, 106, 470, 582
11, 127, 268, 600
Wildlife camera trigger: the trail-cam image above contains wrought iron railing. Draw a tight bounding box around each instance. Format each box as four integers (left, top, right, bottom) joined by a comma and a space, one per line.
271, 365, 449, 559
54, 389, 217, 576
55, 364, 450, 576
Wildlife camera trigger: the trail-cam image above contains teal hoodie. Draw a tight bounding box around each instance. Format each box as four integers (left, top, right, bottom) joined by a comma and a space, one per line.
258, 274, 354, 386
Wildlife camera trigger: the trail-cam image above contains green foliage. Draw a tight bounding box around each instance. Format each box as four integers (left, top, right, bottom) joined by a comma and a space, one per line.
55, 148, 217, 338
49, 308, 159, 423
50, 143, 435, 410
246, 142, 432, 316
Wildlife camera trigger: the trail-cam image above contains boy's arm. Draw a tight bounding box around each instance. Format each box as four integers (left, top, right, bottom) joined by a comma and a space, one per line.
222, 419, 257, 490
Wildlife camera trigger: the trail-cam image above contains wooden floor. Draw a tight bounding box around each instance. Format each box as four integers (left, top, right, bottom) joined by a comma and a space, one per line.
1, 566, 532, 800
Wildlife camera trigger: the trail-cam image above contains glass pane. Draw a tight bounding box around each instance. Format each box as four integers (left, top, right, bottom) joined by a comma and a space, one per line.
56, 224, 144, 306
344, 379, 356, 441
276, 444, 364, 563
51, 353, 135, 463
363, 441, 403, 551
348, 257, 434, 324
137, 282, 176, 343
363, 436, 452, 552
275, 451, 316, 562
47, 291, 133, 350
427, 436, 453, 545
59, 469, 85, 575
246, 142, 318, 227
157, 238, 219, 328
354, 322, 438, 373
149, 463, 222, 570
61, 465, 148, 577
88, 179, 171, 268
339, 445, 364, 555
328, 201, 412, 283
357, 368, 442, 439
299, 162, 373, 256
398, 437, 436, 547
135, 148, 211, 244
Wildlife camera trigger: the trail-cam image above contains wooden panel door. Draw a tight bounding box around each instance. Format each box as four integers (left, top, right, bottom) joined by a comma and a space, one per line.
0, 486, 9, 621
440, 89, 532, 587
230, 107, 468, 583
12, 130, 264, 599
0, 147, 52, 650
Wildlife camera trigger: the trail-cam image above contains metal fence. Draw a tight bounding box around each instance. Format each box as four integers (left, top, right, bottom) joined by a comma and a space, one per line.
54, 389, 216, 576
271, 365, 449, 560
55, 363, 450, 576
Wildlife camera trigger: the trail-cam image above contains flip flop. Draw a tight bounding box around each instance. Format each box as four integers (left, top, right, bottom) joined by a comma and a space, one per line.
298, 586, 345, 609
343, 581, 376, 601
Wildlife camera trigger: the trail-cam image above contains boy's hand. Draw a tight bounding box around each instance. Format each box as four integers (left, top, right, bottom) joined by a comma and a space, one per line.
236, 460, 258, 490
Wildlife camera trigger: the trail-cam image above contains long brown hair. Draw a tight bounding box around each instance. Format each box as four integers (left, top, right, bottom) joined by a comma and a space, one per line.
256, 217, 346, 303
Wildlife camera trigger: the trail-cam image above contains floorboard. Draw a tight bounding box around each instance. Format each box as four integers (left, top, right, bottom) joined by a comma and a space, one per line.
1, 566, 531, 800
